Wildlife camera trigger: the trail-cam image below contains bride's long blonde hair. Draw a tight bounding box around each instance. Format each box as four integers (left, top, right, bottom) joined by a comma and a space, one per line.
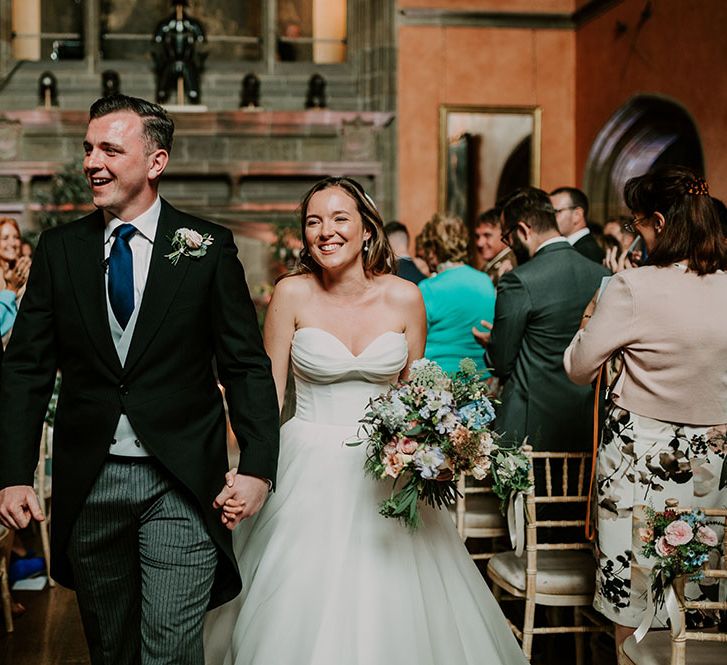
279, 177, 396, 282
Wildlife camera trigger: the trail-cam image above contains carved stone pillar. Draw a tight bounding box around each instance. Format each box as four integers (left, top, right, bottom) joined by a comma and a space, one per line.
84, 0, 100, 72
0, 0, 12, 79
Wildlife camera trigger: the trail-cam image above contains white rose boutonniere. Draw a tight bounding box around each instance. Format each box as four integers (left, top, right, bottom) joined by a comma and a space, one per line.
166, 227, 214, 265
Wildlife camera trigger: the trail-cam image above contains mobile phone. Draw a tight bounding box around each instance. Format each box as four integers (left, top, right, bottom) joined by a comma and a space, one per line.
625, 236, 645, 265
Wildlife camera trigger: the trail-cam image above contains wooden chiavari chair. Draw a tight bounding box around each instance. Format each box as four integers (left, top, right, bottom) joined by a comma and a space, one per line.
0, 525, 13, 632
620, 499, 727, 665
452, 475, 508, 561
487, 445, 608, 664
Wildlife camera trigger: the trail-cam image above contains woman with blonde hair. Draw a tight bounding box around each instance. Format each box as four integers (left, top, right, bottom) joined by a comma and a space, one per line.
0, 217, 31, 342
418, 213, 496, 374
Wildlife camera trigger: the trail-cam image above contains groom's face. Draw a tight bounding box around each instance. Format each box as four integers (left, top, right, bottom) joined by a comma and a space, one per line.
83, 111, 161, 221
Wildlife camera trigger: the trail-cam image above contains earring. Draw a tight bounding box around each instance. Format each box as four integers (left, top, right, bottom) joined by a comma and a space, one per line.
363, 239, 369, 253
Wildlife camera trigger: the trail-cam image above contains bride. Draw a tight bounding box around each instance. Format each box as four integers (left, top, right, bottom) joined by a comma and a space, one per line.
204, 177, 527, 665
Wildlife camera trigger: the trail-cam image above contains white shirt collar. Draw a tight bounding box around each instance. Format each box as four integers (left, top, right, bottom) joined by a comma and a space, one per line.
104, 196, 161, 244
566, 227, 590, 245
535, 236, 569, 254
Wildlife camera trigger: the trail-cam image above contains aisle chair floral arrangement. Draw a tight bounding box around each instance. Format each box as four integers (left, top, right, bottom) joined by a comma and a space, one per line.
349, 357, 531, 529
634, 503, 723, 640
641, 505, 721, 608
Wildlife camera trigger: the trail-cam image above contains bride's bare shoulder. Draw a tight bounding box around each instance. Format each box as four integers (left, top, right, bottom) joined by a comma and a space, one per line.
272, 273, 318, 300
377, 274, 423, 307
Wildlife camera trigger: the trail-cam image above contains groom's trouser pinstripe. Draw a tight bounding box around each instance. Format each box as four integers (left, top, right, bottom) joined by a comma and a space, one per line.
68, 458, 217, 665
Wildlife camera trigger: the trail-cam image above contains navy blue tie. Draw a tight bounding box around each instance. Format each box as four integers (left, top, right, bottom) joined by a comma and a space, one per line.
108, 223, 137, 329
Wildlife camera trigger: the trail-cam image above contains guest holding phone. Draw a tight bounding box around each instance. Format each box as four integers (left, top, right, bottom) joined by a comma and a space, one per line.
564, 166, 727, 652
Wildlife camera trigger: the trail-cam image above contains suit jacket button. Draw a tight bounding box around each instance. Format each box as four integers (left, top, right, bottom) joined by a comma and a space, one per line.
119, 384, 129, 396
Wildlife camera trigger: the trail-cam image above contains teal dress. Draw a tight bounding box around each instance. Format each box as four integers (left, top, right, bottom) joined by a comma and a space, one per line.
419, 265, 496, 375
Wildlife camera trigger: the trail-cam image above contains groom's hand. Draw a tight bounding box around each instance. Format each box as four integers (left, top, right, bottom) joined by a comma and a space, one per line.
0, 485, 45, 530
213, 468, 269, 530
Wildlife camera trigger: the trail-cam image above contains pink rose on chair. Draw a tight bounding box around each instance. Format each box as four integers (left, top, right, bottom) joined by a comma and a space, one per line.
695, 525, 719, 547
664, 520, 694, 546
655, 536, 676, 557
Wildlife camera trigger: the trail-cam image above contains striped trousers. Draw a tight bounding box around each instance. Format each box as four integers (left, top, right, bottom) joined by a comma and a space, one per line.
68, 458, 217, 665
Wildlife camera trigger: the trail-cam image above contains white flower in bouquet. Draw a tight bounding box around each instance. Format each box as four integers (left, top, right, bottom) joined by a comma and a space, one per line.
413, 446, 446, 479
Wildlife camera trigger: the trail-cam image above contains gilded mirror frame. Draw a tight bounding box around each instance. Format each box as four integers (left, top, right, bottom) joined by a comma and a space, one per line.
438, 105, 542, 225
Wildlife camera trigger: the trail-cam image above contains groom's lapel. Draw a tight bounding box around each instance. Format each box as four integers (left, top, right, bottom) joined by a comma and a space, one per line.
123, 200, 190, 374
63, 209, 123, 376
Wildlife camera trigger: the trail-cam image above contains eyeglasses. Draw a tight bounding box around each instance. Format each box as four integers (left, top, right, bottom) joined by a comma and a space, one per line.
553, 205, 577, 215
623, 215, 649, 233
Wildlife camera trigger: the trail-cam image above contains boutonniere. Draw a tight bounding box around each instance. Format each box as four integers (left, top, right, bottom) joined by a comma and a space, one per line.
165, 227, 214, 265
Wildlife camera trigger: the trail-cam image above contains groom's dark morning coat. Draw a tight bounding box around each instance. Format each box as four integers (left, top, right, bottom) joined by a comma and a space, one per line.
0, 200, 279, 609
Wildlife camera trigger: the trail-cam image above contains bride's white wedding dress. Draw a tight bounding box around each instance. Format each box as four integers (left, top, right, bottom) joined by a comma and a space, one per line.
204, 327, 527, 665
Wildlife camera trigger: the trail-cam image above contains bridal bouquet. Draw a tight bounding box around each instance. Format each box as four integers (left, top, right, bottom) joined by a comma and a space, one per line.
351, 358, 527, 529
640, 505, 721, 609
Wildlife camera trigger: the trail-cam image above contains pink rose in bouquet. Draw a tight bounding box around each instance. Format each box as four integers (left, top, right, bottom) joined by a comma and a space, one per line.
695, 525, 719, 547
638, 527, 654, 544
664, 520, 694, 546
655, 536, 676, 557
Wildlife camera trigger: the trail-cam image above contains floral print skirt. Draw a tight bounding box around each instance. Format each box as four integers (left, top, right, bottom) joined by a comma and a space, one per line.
594, 406, 727, 627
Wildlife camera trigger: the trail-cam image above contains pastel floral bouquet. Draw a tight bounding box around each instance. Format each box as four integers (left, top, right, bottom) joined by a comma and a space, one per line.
352, 358, 528, 529
640, 505, 721, 609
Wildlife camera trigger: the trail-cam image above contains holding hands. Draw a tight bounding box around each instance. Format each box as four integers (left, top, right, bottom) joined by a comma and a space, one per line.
213, 468, 270, 530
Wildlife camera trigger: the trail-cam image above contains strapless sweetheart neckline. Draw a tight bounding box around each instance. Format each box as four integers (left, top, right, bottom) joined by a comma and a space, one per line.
294, 327, 406, 358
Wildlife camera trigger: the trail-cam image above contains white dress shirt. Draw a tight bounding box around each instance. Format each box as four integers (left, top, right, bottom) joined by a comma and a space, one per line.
104, 196, 161, 456
566, 227, 590, 245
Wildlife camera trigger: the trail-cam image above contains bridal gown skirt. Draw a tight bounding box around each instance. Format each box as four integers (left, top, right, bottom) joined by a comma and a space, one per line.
204, 416, 527, 665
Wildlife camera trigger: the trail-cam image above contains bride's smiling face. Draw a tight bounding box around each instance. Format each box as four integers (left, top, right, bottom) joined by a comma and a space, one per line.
304, 186, 371, 272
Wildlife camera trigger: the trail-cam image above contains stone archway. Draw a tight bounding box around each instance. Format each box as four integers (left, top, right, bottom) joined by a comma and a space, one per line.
583, 95, 704, 222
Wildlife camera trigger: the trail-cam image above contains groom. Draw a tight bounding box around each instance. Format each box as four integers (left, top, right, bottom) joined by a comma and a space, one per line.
0, 95, 279, 664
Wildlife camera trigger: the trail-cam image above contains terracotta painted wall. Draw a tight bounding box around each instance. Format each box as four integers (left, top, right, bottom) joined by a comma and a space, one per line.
398, 0, 577, 12
576, 0, 727, 201
398, 23, 576, 235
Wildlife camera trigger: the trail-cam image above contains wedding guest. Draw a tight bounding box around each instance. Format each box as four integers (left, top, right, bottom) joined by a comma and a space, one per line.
0, 217, 31, 341
413, 232, 431, 277
20, 238, 34, 259
603, 216, 635, 252
564, 166, 727, 650
472, 207, 517, 286
480, 187, 608, 450
550, 187, 605, 263
384, 221, 426, 284
711, 196, 727, 236
418, 213, 495, 374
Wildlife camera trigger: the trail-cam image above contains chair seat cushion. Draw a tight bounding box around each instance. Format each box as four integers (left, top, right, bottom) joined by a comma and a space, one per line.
488, 550, 595, 595
622, 631, 726, 665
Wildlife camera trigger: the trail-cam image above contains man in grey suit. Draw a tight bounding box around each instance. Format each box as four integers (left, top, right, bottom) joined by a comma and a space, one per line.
475, 187, 608, 452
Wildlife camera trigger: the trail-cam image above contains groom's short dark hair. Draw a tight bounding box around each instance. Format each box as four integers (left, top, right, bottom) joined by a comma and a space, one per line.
89, 94, 175, 154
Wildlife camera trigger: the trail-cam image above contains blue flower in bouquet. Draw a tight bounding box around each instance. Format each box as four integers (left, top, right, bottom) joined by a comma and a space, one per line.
418, 388, 454, 419
459, 399, 496, 430
413, 446, 446, 479
368, 389, 410, 431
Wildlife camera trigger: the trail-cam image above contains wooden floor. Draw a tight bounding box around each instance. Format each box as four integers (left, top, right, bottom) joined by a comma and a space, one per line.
1, 584, 617, 665
1, 585, 90, 665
